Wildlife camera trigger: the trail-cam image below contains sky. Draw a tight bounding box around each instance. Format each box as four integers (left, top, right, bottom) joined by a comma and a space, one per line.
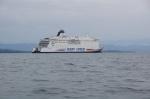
0, 0, 150, 44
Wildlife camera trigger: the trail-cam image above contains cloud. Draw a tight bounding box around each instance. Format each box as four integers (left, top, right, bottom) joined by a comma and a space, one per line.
0, 0, 150, 43
1, 0, 148, 21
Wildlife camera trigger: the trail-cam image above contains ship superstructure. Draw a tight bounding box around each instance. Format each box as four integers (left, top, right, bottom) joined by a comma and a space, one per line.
32, 30, 103, 53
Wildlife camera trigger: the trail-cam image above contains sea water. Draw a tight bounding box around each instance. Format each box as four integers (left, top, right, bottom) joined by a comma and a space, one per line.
0, 53, 150, 99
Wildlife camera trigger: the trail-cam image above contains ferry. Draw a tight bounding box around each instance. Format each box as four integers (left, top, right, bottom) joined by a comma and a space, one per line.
32, 30, 103, 53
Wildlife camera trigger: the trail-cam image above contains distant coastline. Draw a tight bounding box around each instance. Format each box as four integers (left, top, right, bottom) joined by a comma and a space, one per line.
0, 43, 150, 52
0, 49, 135, 53
0, 49, 30, 53
102, 50, 135, 53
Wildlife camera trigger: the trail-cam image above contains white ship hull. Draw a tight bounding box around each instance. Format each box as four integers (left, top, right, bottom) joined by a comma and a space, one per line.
32, 30, 103, 53
32, 47, 103, 53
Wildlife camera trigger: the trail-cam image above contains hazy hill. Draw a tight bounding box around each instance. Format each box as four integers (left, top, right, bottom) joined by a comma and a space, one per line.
0, 43, 36, 51
101, 39, 150, 46
0, 49, 30, 53
101, 39, 150, 52
103, 45, 150, 52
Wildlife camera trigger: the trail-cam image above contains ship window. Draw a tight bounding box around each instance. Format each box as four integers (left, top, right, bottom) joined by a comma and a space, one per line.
39, 40, 50, 47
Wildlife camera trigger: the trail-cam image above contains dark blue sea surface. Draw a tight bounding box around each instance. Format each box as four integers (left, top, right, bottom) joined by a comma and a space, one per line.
0, 53, 150, 99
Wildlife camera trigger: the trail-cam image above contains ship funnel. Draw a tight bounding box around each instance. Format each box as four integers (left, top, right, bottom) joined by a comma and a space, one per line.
57, 30, 65, 36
